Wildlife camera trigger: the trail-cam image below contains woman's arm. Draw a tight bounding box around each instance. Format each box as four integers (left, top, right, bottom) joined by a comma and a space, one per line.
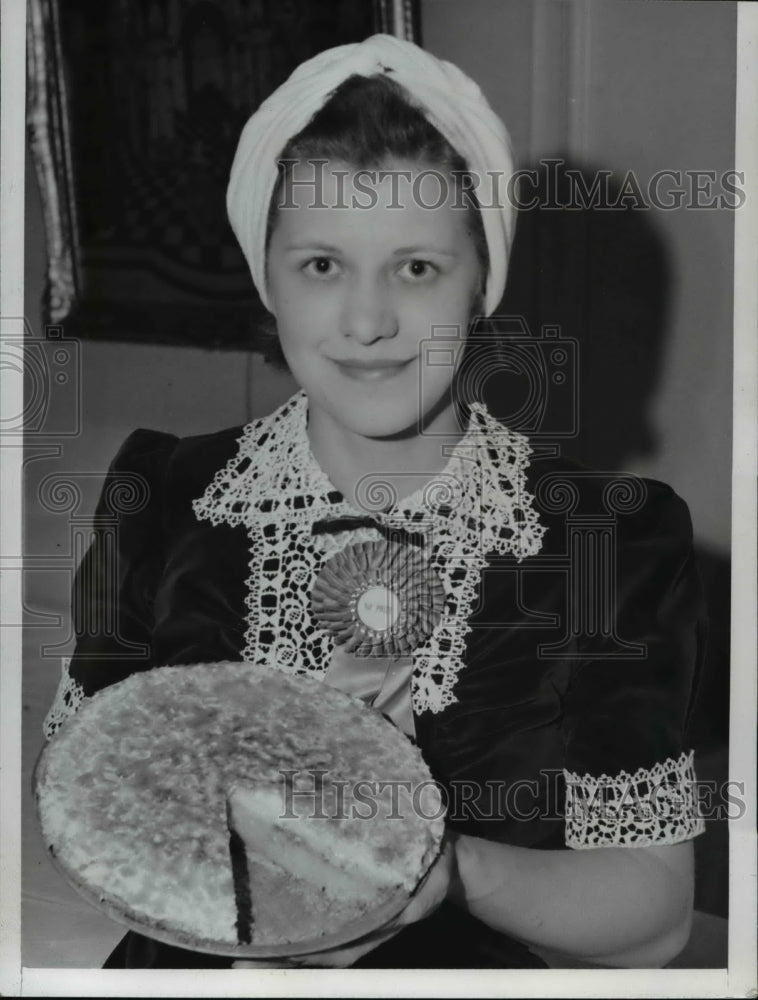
451, 834, 694, 967
43, 429, 179, 739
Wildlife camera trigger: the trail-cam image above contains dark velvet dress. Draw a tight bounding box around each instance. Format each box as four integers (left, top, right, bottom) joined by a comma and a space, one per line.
47, 418, 707, 969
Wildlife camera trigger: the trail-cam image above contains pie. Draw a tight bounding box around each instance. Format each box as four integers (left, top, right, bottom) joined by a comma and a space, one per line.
35, 661, 445, 953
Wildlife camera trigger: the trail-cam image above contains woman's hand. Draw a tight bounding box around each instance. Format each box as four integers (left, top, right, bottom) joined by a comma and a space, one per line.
233, 835, 456, 969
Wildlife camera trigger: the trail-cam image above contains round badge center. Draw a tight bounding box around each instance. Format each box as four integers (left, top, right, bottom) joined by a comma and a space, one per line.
356, 586, 400, 632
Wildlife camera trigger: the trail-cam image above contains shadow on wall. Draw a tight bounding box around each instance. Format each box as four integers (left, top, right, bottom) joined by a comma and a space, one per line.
496, 159, 670, 471
488, 160, 730, 923
488, 158, 729, 736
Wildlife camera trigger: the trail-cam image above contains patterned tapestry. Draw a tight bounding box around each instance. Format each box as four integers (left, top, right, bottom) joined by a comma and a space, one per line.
27, 0, 419, 348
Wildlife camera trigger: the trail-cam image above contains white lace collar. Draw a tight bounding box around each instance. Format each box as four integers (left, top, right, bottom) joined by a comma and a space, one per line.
193, 390, 546, 713
195, 390, 543, 551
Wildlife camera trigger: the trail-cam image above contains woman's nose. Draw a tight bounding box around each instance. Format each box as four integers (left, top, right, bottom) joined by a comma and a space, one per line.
340, 278, 399, 344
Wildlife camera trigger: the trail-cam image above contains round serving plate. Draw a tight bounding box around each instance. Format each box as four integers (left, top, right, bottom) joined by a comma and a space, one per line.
34, 662, 444, 960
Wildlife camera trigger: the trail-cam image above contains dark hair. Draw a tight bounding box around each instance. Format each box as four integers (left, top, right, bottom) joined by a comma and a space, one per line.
260, 74, 489, 369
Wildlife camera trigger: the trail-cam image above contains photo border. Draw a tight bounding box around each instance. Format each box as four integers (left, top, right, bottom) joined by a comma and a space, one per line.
2, 1, 755, 996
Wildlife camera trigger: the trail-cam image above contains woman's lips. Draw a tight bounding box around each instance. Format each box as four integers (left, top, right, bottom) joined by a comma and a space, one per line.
331, 358, 413, 381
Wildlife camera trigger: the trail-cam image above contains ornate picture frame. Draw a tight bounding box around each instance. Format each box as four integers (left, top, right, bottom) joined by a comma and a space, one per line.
26, 0, 421, 348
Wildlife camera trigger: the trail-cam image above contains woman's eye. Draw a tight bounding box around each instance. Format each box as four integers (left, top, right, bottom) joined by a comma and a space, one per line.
398, 259, 437, 282
303, 257, 340, 278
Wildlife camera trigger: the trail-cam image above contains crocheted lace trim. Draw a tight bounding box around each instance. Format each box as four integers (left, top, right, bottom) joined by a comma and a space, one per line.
193, 391, 546, 715
564, 749, 706, 849
43, 657, 86, 741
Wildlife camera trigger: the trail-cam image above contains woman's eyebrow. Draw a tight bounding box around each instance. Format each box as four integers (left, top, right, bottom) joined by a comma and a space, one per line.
283, 241, 342, 253
282, 242, 460, 258
391, 246, 459, 258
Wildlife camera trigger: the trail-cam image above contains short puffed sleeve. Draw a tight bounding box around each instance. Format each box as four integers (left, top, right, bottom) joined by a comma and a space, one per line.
43, 428, 179, 739
560, 479, 707, 849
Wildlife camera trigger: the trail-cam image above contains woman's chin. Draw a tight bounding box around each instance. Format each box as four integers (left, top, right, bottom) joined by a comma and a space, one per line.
335, 410, 422, 441
303, 377, 459, 443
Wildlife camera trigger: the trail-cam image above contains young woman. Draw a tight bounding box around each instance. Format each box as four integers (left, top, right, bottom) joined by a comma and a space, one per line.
44, 34, 706, 969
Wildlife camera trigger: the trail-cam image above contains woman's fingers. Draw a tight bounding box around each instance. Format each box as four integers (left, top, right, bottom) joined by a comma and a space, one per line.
301, 924, 401, 967
397, 834, 456, 925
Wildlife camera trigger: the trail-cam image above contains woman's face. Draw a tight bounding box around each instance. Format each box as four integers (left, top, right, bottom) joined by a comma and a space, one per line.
266, 158, 483, 441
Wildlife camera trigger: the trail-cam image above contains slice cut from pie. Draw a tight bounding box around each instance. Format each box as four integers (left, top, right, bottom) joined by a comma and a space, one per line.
226, 778, 433, 945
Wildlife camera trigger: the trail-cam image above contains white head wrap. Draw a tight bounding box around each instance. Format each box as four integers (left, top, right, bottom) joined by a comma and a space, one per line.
227, 33, 515, 316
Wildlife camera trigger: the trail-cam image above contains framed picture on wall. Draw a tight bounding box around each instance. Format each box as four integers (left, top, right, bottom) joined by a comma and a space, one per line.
26, 0, 421, 350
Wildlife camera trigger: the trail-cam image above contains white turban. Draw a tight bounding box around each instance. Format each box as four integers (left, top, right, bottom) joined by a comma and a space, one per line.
227, 33, 515, 316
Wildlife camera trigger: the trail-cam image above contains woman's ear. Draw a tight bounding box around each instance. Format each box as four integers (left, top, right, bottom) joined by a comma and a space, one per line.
263, 259, 278, 319
469, 282, 486, 324
263, 192, 281, 319
258, 314, 288, 370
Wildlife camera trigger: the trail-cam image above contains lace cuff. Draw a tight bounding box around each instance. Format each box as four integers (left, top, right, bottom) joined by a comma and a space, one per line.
564, 749, 706, 849
43, 657, 86, 741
